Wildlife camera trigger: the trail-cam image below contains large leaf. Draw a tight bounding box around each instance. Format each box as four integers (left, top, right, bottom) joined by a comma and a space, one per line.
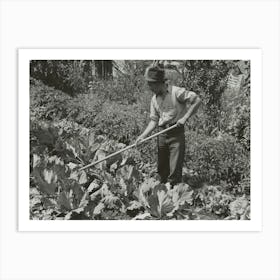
43, 169, 57, 184
172, 183, 194, 206
64, 208, 89, 220
71, 182, 84, 204
157, 190, 174, 217
240, 205, 250, 220
127, 200, 143, 211
57, 191, 72, 210
33, 168, 57, 195
229, 196, 250, 218
103, 172, 115, 185
52, 163, 67, 180
102, 194, 120, 209
78, 170, 88, 184
139, 178, 159, 193
87, 181, 101, 193
32, 154, 41, 168
41, 197, 57, 208
93, 202, 105, 215
78, 192, 89, 208
138, 182, 193, 219
33, 127, 56, 146
146, 188, 174, 218
65, 142, 79, 158
30, 196, 41, 208
133, 212, 152, 220
138, 179, 162, 213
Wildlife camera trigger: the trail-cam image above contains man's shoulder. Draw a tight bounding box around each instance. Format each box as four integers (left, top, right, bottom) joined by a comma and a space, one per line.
170, 85, 197, 103
171, 85, 197, 96
171, 85, 187, 94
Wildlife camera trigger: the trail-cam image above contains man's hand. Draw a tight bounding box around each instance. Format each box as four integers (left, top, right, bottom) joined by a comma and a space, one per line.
135, 135, 145, 148
135, 120, 157, 148
176, 118, 186, 127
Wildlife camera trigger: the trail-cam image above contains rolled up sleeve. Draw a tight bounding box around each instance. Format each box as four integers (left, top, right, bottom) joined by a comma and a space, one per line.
175, 87, 197, 104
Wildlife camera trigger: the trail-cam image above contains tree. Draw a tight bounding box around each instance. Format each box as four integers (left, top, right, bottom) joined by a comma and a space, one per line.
94, 60, 113, 79
30, 60, 91, 95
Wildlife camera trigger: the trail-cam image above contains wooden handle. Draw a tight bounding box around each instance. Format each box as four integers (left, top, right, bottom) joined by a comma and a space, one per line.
79, 124, 177, 171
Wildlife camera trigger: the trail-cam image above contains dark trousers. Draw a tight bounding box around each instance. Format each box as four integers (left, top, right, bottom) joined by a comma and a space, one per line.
157, 126, 185, 185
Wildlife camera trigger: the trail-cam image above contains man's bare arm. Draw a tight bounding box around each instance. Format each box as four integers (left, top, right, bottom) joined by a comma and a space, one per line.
136, 120, 157, 144
177, 95, 202, 126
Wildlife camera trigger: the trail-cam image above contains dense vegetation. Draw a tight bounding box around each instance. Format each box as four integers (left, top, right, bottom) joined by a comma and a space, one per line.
30, 60, 250, 220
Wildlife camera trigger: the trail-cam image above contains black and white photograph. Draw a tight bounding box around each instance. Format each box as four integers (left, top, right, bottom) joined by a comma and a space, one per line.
28, 57, 251, 222
2, 0, 279, 279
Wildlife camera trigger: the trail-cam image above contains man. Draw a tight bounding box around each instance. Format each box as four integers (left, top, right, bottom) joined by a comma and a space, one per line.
136, 65, 201, 186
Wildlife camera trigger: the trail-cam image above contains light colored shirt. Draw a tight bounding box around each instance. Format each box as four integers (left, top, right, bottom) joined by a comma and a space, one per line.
150, 85, 197, 126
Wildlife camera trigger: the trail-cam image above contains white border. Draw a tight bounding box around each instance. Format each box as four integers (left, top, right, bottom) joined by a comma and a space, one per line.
18, 49, 262, 232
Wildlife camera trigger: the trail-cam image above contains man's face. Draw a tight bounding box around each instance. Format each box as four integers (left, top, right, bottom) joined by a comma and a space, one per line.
147, 81, 163, 95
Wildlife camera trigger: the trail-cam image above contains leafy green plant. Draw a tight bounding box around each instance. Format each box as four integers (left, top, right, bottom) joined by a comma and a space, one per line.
30, 120, 144, 219
185, 131, 249, 186
30, 60, 90, 95
193, 185, 234, 218
134, 179, 194, 219
228, 195, 250, 220
31, 120, 246, 221
30, 79, 103, 127
93, 101, 149, 144
181, 60, 230, 134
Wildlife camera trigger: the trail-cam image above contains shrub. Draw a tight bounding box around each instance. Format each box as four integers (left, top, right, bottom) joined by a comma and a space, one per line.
193, 185, 234, 218
30, 78, 71, 119
30, 79, 103, 127
92, 101, 149, 144
89, 74, 148, 106
185, 131, 249, 186
30, 60, 90, 95
181, 60, 230, 134
220, 89, 250, 151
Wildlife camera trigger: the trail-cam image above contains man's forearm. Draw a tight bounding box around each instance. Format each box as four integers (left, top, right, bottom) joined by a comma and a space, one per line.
141, 120, 157, 138
182, 97, 201, 123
